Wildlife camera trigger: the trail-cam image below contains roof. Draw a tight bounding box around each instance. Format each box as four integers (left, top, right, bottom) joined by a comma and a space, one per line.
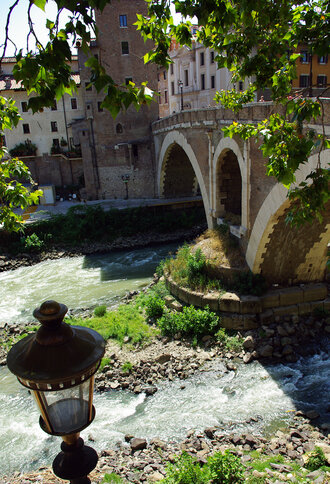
0, 73, 81, 92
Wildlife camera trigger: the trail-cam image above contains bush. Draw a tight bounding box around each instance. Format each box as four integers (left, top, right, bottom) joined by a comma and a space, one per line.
187, 248, 206, 283
305, 447, 328, 471
121, 361, 133, 374
163, 452, 209, 484
208, 450, 244, 484
20, 233, 44, 252
102, 473, 124, 483
94, 305, 107, 317
216, 328, 243, 353
158, 305, 219, 339
144, 293, 165, 320
231, 271, 267, 296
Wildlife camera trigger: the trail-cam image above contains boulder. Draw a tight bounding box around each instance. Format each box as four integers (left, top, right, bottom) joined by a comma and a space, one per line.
130, 438, 148, 452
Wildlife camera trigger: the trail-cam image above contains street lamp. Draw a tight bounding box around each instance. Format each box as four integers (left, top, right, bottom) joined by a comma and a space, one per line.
178, 79, 184, 111
7, 300, 105, 484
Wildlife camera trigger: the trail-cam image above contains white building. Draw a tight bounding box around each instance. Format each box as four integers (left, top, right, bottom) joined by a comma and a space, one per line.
159, 39, 249, 117
0, 56, 84, 156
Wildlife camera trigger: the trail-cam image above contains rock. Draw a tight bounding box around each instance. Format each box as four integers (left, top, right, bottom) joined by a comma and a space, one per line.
145, 386, 158, 396
125, 434, 134, 442
204, 427, 217, 439
148, 471, 164, 481
259, 344, 273, 357
305, 410, 319, 420
243, 335, 255, 350
130, 438, 147, 452
155, 354, 171, 364
243, 352, 254, 364
150, 438, 167, 450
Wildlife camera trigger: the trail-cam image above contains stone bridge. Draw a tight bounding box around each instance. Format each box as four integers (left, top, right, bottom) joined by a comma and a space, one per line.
152, 102, 330, 285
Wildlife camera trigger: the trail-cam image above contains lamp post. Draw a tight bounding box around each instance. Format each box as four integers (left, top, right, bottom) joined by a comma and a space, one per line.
178, 79, 184, 111
7, 300, 105, 484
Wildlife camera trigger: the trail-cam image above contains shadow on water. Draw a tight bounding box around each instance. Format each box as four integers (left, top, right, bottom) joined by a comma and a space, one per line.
257, 334, 330, 433
81, 244, 178, 282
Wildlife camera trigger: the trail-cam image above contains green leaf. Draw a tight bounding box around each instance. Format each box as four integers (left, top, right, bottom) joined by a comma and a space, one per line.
32, 0, 46, 11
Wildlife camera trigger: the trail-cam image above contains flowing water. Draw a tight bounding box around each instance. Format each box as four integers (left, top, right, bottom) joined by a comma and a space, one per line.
0, 246, 329, 476
0, 244, 178, 325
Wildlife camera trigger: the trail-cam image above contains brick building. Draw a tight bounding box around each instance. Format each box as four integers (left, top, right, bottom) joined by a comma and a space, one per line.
73, 0, 159, 200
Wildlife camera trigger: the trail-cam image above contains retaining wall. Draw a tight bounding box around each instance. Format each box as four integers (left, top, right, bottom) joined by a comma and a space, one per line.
165, 275, 329, 330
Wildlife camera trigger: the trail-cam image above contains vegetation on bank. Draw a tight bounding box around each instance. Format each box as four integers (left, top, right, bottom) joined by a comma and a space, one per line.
102, 447, 330, 483
1, 204, 206, 255
159, 228, 267, 296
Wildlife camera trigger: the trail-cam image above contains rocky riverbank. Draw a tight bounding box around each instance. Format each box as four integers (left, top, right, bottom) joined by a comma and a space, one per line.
2, 411, 330, 483
0, 225, 206, 273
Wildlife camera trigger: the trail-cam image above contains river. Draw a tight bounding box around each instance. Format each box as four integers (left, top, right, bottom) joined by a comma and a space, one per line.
0, 245, 329, 477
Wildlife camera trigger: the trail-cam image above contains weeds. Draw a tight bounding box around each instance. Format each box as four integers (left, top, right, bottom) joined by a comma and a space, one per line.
158, 305, 219, 339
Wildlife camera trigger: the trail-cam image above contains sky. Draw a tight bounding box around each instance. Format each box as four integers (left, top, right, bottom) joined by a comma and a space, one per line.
0, 0, 181, 58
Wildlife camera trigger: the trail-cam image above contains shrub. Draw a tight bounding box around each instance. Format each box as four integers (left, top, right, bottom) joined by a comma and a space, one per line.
99, 357, 111, 372
187, 248, 206, 283
144, 293, 165, 320
208, 450, 244, 484
20, 233, 44, 252
102, 473, 124, 483
121, 361, 133, 374
163, 452, 209, 484
158, 305, 219, 339
216, 328, 243, 353
94, 305, 107, 317
231, 271, 267, 296
305, 447, 328, 471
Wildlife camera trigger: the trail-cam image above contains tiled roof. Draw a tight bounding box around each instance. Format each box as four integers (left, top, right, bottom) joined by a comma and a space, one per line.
0, 73, 81, 91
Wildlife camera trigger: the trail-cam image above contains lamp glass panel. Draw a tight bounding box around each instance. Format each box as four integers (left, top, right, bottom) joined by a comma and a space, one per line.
39, 380, 91, 434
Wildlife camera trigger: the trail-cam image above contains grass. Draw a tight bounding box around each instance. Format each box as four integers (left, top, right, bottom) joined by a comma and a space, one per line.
195, 228, 246, 268
67, 303, 158, 346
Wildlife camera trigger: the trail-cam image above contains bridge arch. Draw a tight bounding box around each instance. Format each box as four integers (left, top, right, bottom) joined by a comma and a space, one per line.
246, 150, 330, 283
212, 138, 248, 229
157, 131, 211, 226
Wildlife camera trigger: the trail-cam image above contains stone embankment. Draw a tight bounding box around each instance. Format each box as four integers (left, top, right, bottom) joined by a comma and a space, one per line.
166, 275, 330, 328
0, 225, 206, 273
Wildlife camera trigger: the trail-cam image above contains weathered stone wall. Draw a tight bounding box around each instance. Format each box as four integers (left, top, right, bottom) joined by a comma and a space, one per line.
76, 0, 159, 200
24, 155, 83, 188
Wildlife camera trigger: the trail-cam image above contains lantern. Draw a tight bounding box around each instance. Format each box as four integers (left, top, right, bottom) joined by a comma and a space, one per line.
7, 300, 106, 484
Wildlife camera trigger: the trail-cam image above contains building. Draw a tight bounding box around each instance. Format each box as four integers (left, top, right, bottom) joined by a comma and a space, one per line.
0, 56, 85, 193
72, 0, 159, 200
293, 48, 329, 95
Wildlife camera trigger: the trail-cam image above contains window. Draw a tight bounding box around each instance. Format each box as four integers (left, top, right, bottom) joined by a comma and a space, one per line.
201, 74, 205, 90
171, 81, 175, 95
210, 51, 215, 64
164, 90, 168, 103
21, 101, 28, 113
51, 100, 57, 111
23, 123, 30, 134
318, 55, 328, 64
121, 41, 129, 55
97, 102, 103, 112
317, 75, 327, 87
170, 64, 174, 75
184, 70, 189, 86
299, 74, 310, 88
211, 75, 215, 89
85, 81, 92, 91
52, 138, 59, 148
239, 80, 244, 91
132, 144, 138, 159
300, 50, 309, 63
158, 91, 161, 103
51, 121, 58, 132
125, 77, 133, 85
163, 70, 167, 80
71, 98, 77, 109
200, 52, 205, 66
119, 15, 127, 27
116, 123, 123, 134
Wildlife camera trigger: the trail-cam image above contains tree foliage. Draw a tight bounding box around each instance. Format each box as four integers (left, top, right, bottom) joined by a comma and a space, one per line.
0, 0, 329, 230
136, 0, 330, 225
